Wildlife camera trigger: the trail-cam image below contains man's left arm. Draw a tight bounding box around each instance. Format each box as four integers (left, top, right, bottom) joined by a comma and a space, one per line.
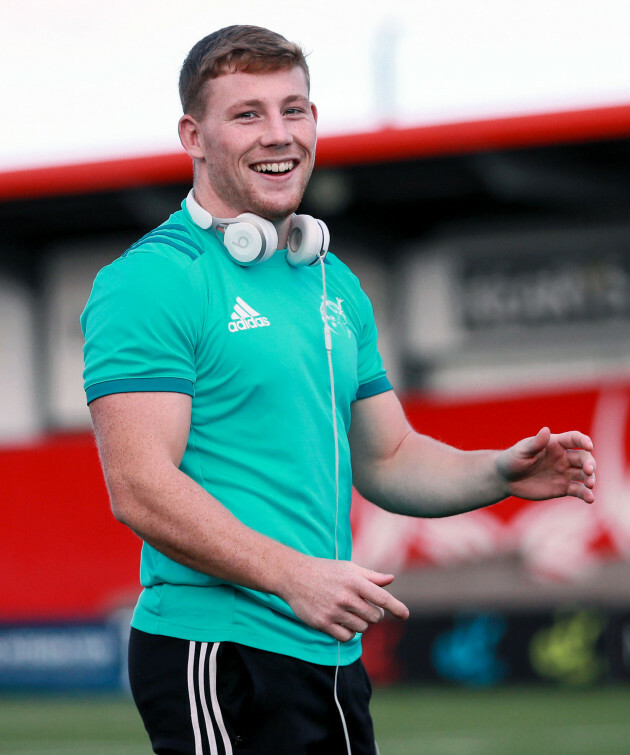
348, 390, 596, 517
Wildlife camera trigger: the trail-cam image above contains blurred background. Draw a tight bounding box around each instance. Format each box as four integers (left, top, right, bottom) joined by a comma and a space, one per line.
2, 1, 630, 751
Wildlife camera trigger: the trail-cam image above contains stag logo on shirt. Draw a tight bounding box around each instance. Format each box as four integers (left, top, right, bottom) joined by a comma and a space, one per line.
321, 297, 350, 336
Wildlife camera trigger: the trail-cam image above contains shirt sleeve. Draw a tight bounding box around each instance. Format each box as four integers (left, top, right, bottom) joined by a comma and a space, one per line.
81, 250, 204, 404
354, 285, 392, 400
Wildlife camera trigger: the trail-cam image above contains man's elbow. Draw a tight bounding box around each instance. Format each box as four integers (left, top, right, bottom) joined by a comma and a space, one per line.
352, 466, 388, 509
106, 485, 137, 529
103, 470, 146, 529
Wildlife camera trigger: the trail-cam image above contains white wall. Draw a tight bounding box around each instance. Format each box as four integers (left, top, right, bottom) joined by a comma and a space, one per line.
0, 276, 39, 442
42, 241, 124, 430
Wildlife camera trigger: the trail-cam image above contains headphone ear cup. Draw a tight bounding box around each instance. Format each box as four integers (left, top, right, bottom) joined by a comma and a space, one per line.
222, 213, 278, 266
287, 215, 330, 267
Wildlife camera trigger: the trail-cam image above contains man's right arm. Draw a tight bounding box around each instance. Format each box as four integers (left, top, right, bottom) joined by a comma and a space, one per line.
90, 391, 408, 642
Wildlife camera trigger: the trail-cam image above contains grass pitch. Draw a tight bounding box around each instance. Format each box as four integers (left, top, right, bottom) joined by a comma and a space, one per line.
371, 686, 630, 754
1, 685, 630, 753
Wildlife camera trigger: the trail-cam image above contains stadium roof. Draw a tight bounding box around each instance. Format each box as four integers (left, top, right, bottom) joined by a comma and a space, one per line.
1, 102, 630, 203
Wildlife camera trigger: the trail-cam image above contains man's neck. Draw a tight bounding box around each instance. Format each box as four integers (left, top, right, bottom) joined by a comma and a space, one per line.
191, 185, 293, 251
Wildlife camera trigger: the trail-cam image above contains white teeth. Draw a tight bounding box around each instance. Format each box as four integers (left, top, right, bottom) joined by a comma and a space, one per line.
254, 161, 294, 174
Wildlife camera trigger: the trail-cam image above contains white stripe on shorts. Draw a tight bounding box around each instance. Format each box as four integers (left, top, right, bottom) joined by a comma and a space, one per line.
187, 641, 204, 755
209, 643, 233, 755
197, 643, 218, 755
187, 641, 233, 755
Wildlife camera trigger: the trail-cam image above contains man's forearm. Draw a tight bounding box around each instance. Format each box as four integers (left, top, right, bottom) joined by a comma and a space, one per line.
354, 433, 508, 517
106, 460, 301, 597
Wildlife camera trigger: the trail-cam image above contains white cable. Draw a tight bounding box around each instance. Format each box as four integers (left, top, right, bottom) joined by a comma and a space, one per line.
320, 257, 339, 558
320, 255, 352, 755
334, 643, 352, 753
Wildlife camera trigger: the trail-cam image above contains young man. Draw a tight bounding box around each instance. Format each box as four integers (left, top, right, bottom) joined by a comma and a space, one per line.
81, 25, 596, 754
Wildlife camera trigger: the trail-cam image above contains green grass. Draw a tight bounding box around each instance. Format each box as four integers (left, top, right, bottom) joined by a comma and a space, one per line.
1, 686, 630, 753
0, 695, 146, 754
371, 686, 630, 754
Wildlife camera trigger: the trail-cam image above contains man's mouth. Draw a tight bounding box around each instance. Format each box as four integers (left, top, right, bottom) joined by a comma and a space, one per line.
252, 160, 295, 175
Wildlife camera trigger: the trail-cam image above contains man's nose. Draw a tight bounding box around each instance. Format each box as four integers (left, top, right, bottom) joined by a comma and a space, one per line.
260, 113, 292, 147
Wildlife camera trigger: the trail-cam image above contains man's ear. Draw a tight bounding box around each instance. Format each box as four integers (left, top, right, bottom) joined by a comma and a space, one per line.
310, 102, 318, 124
178, 114, 205, 159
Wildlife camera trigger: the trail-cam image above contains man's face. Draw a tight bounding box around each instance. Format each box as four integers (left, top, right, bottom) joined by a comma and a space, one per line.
183, 66, 317, 221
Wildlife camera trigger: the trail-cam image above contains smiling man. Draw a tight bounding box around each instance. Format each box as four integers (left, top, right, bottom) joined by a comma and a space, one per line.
81, 25, 596, 755
179, 65, 317, 229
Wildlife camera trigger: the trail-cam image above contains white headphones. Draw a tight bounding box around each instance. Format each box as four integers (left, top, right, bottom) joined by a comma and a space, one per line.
186, 189, 330, 267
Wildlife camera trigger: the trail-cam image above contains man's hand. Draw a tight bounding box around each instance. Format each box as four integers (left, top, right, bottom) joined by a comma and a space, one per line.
280, 557, 410, 643
496, 427, 596, 504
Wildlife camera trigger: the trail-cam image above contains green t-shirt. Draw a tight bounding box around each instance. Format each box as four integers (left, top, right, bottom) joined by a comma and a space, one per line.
81, 200, 391, 666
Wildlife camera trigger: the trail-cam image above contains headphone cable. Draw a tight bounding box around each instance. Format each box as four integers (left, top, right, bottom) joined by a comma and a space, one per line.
320, 254, 352, 755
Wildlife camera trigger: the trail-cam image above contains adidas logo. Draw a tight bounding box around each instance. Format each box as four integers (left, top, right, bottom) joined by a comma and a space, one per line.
228, 296, 271, 332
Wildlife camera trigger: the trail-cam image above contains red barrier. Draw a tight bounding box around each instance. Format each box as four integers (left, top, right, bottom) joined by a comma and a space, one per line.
0, 433, 140, 620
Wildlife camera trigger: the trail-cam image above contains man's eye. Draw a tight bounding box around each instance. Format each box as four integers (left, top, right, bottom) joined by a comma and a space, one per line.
237, 111, 257, 120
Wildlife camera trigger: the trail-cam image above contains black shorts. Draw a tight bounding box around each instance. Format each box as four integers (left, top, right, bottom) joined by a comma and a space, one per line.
128, 628, 378, 754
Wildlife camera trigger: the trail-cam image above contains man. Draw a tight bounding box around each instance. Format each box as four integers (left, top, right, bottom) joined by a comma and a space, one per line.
81, 25, 596, 755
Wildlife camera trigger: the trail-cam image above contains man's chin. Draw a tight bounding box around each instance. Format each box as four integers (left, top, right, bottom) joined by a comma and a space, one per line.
253, 202, 302, 223
245, 185, 307, 222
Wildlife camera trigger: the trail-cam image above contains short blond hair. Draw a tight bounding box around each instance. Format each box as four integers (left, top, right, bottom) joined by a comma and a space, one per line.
179, 25, 310, 119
